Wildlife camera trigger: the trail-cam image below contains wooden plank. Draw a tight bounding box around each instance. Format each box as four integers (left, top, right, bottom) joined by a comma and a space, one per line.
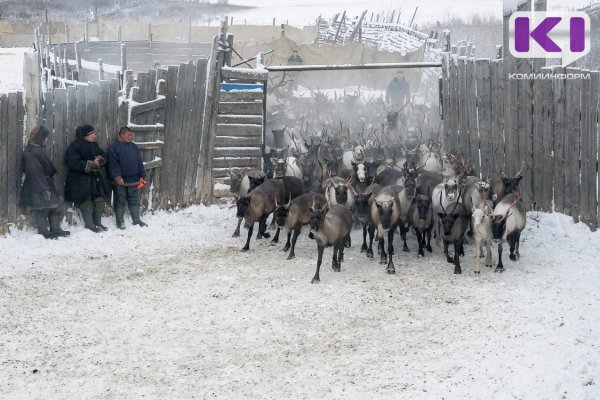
490, 60, 505, 173
504, 55, 519, 177
457, 57, 467, 155
213, 157, 260, 169
588, 71, 599, 230
218, 101, 263, 115
52, 89, 68, 200
552, 66, 566, 214
66, 86, 77, 144
0, 95, 8, 219
86, 83, 99, 132
565, 67, 582, 221
475, 59, 492, 178
128, 123, 164, 132
219, 91, 263, 102
197, 35, 221, 204
175, 60, 196, 205
441, 53, 449, 141
44, 91, 55, 145
216, 123, 262, 137
13, 91, 24, 219
183, 59, 208, 204
109, 78, 120, 138
136, 141, 164, 150
532, 67, 553, 212
517, 58, 533, 209
217, 114, 262, 124
130, 97, 167, 116
466, 58, 479, 175
97, 80, 110, 149
212, 168, 234, 179
143, 158, 162, 170
215, 136, 262, 147
221, 67, 268, 81
447, 55, 459, 151
579, 70, 597, 229
76, 84, 87, 126
214, 148, 262, 158
159, 65, 179, 208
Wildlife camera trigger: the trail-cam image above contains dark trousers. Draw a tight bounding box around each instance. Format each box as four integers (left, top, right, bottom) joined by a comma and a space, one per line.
33, 207, 63, 235
113, 185, 141, 224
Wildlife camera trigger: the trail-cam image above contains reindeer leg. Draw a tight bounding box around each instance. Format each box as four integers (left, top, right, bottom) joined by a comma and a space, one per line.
366, 226, 375, 259
401, 224, 410, 253
485, 240, 493, 268
312, 245, 324, 283
283, 230, 291, 252
509, 232, 518, 261
515, 232, 521, 260
232, 217, 242, 237
271, 227, 281, 244
453, 241, 462, 274
379, 235, 387, 264
425, 227, 433, 253
415, 228, 424, 257
361, 225, 368, 252
332, 244, 340, 272
495, 240, 504, 272
257, 215, 270, 239
444, 240, 454, 263
339, 245, 345, 270
474, 237, 481, 274
386, 229, 396, 274
345, 234, 351, 248
241, 222, 253, 252
287, 226, 301, 260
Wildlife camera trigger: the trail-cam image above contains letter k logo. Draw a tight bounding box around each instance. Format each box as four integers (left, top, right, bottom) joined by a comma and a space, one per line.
515, 17, 561, 52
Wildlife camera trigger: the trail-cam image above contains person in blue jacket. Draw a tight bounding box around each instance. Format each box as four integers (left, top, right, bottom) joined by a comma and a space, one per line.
106, 126, 147, 229
64, 124, 107, 232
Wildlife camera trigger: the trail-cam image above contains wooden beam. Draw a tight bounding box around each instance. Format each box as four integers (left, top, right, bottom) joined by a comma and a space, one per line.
221, 67, 268, 81
130, 97, 166, 115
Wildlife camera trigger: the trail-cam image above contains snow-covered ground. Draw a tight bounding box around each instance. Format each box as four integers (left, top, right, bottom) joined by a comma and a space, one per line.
1, 205, 599, 399
0, 47, 28, 92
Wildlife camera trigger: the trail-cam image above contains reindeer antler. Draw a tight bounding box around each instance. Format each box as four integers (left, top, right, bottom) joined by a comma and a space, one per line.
515, 160, 526, 177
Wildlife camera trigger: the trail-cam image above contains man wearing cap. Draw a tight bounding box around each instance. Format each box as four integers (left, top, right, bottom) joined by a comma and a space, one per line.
64, 124, 108, 233
20, 125, 70, 239
106, 126, 147, 229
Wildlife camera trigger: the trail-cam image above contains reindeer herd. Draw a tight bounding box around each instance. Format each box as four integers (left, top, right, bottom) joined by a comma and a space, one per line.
227, 127, 528, 283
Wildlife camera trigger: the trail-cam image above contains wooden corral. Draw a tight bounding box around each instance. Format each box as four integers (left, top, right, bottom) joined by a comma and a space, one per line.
440, 45, 600, 230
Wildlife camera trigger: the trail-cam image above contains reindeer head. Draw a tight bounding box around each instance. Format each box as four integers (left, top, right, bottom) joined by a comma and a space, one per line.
415, 193, 432, 221
235, 195, 251, 219
273, 195, 292, 228
308, 198, 329, 237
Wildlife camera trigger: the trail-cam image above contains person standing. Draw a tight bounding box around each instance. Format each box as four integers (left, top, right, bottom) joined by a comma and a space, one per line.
385, 70, 411, 108
106, 126, 147, 229
64, 124, 108, 233
19, 125, 70, 239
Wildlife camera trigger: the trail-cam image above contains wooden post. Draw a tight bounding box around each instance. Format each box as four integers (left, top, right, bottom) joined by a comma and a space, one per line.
98, 58, 105, 81
118, 25, 122, 43
85, 18, 89, 42
149, 21, 152, 48
334, 11, 346, 44
188, 16, 192, 43
224, 33, 234, 67
74, 42, 82, 72
63, 47, 68, 81
120, 43, 127, 73
64, 21, 69, 44
565, 67, 582, 221
552, 66, 566, 214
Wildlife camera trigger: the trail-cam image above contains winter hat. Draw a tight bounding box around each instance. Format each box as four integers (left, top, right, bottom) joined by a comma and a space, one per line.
76, 124, 96, 139
28, 125, 50, 146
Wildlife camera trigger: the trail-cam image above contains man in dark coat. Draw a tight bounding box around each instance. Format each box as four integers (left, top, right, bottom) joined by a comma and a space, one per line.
64, 124, 108, 232
19, 126, 70, 239
106, 126, 147, 229
386, 70, 411, 108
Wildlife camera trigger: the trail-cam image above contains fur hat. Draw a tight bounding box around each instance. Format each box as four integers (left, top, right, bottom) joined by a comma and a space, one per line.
28, 125, 50, 146
76, 124, 96, 139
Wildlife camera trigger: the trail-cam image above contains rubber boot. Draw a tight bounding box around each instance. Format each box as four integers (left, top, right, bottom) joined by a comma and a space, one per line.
92, 197, 108, 231
49, 208, 70, 237
34, 209, 56, 239
80, 201, 101, 233
130, 205, 147, 227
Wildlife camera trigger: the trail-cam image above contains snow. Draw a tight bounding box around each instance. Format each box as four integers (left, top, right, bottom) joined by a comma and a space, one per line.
0, 47, 29, 92
1, 205, 599, 398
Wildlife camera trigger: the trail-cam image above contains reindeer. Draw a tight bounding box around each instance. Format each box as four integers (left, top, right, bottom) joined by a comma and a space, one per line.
408, 189, 434, 257
370, 186, 402, 274
308, 203, 354, 283
396, 171, 418, 253
437, 189, 470, 274
237, 179, 285, 252
224, 157, 266, 238
472, 199, 495, 274
273, 192, 327, 260
492, 192, 526, 272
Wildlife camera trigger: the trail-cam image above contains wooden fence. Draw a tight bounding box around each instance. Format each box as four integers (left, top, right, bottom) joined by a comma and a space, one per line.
0, 92, 25, 233
440, 51, 600, 230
